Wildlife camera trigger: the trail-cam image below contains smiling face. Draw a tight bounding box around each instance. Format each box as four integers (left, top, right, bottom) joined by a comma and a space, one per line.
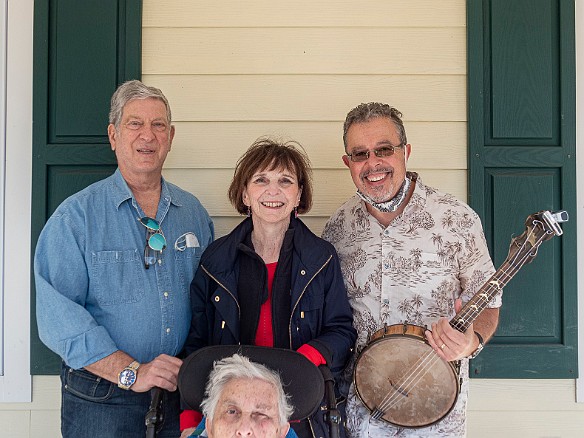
242, 166, 302, 229
343, 117, 411, 204
206, 378, 289, 438
108, 97, 175, 183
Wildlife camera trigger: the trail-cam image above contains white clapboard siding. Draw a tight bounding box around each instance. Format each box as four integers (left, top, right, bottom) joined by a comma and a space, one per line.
143, 74, 467, 122
468, 412, 584, 438
142, 0, 466, 28
166, 121, 467, 170
143, 28, 466, 75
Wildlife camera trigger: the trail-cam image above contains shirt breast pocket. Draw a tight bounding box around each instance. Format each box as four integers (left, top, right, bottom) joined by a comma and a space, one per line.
407, 251, 459, 315
175, 246, 202, 296
91, 250, 144, 306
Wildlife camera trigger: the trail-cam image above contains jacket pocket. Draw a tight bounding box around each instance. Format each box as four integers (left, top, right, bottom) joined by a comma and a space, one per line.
295, 291, 325, 342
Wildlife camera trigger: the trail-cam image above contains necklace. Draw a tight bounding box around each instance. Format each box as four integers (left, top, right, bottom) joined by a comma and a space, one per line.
356, 176, 411, 213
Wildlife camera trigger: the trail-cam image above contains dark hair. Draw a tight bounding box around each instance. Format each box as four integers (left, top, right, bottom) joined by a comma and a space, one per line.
343, 102, 407, 150
228, 138, 313, 215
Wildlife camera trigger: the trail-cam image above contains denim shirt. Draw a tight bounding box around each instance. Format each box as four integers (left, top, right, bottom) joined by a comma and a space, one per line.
35, 169, 214, 369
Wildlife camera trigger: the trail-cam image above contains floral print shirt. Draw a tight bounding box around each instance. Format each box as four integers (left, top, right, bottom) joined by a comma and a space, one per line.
322, 173, 501, 437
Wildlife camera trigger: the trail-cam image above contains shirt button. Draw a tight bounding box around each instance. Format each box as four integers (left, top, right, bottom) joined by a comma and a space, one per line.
166, 328, 171, 334
300, 270, 306, 275
214, 296, 220, 302
163, 292, 169, 298
383, 299, 389, 304
384, 230, 390, 236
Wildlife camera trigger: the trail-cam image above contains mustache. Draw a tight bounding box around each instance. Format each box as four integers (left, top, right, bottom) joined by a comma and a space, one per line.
360, 167, 393, 179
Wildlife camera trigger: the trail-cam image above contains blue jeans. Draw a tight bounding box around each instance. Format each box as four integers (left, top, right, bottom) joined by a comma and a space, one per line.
61, 363, 180, 438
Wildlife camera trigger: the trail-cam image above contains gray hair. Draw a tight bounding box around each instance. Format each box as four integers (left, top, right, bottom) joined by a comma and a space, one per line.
343, 102, 407, 150
108, 80, 172, 129
200, 353, 293, 426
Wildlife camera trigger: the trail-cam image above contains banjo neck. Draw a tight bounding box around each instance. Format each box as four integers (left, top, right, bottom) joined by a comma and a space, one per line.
449, 210, 568, 333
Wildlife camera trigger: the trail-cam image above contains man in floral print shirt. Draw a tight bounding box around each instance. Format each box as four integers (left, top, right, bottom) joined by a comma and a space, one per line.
322, 103, 501, 437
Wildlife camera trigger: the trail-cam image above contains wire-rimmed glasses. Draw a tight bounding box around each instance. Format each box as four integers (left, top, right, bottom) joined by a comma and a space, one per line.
345, 144, 405, 162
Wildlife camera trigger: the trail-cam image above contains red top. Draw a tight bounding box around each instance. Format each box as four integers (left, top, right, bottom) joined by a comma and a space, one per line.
254, 262, 277, 346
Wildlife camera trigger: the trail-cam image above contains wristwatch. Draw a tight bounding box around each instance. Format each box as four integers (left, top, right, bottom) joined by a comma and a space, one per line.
468, 331, 484, 359
118, 360, 140, 390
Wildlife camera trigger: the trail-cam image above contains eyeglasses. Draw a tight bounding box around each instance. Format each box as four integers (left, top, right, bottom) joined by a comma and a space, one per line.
345, 144, 405, 162
138, 217, 167, 269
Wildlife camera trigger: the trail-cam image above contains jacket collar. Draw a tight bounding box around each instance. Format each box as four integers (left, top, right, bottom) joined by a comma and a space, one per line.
201, 216, 330, 282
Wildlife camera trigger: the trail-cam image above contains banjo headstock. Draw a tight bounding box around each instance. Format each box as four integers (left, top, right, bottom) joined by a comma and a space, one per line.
506, 210, 568, 266
451, 210, 568, 333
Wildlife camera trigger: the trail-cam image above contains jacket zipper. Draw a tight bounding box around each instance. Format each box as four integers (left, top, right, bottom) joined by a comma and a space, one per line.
288, 255, 332, 347
202, 265, 241, 321
308, 415, 316, 438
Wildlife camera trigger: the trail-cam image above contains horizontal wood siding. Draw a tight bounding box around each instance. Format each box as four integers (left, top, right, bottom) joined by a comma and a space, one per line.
142, 0, 466, 28
143, 28, 466, 75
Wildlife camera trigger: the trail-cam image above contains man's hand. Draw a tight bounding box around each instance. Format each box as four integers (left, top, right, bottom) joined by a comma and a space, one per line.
132, 354, 183, 393
85, 351, 183, 392
425, 298, 500, 361
425, 299, 479, 361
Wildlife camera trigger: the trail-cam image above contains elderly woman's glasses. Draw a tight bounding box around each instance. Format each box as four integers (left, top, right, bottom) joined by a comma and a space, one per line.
346, 144, 404, 162
138, 217, 166, 269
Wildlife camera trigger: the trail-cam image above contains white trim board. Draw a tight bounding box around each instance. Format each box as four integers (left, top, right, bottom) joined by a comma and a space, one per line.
0, 0, 33, 402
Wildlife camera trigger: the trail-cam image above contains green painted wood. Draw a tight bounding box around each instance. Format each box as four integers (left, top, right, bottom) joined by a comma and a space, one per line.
467, 0, 577, 378
31, 0, 142, 375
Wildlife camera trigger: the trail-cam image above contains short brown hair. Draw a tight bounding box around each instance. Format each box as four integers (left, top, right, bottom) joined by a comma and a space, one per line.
228, 138, 313, 215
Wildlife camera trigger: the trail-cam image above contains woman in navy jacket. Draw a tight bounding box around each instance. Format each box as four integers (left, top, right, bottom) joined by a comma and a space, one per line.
181, 138, 356, 438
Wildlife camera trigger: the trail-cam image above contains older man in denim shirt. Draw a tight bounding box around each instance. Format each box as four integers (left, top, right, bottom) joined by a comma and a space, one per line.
34, 80, 214, 438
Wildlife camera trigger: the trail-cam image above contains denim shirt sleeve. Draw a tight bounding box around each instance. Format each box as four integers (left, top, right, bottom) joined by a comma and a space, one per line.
35, 211, 118, 369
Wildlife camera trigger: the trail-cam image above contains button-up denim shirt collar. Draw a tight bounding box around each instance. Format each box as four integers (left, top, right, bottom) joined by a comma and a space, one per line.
110, 168, 183, 221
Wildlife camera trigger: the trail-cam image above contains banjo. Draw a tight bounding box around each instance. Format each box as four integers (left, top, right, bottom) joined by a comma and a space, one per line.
353, 210, 568, 428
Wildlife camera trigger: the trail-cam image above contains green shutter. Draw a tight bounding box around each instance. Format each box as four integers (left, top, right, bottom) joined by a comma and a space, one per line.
467, 0, 577, 378
31, 0, 142, 374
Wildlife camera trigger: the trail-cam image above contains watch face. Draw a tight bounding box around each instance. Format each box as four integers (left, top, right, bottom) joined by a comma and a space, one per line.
119, 369, 137, 386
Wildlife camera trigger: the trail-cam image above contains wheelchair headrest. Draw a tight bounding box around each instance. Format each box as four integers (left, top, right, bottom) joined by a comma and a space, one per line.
178, 345, 325, 421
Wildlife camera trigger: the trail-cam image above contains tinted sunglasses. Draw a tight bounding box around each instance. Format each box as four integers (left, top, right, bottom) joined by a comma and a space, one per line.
138, 217, 166, 269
